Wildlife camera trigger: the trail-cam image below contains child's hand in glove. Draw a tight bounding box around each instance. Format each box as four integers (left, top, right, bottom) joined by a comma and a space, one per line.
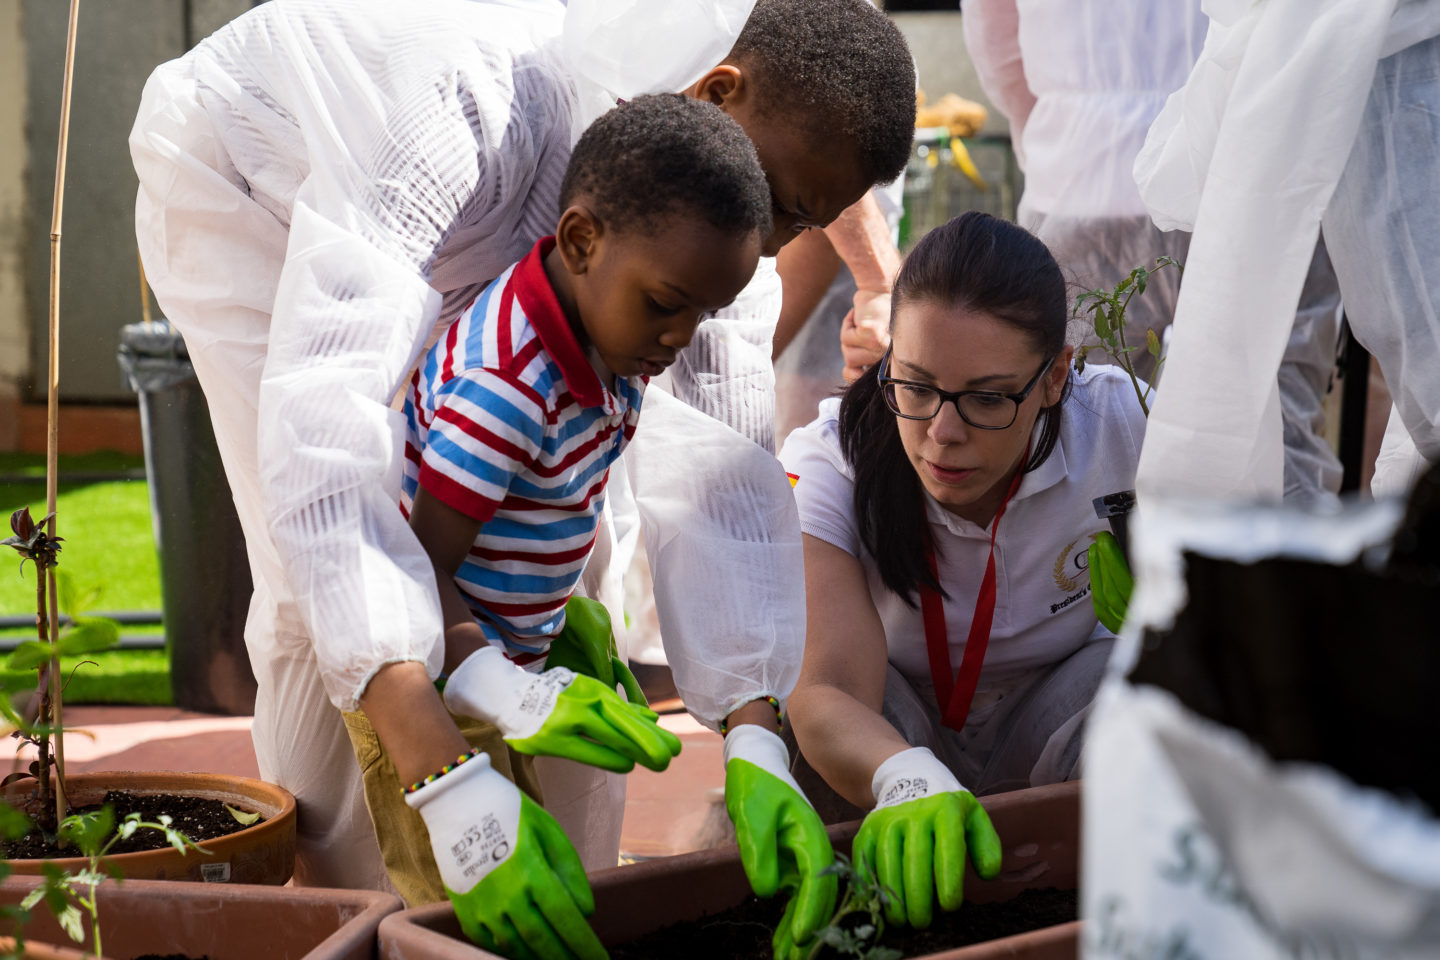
406, 750, 607, 960
444, 645, 680, 773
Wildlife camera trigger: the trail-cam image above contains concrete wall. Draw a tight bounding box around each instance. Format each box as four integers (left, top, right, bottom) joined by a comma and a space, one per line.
16, 0, 253, 407
0, 0, 29, 443
890, 10, 1009, 136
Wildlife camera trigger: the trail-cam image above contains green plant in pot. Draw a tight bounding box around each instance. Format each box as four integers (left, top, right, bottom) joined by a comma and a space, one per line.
1072, 256, 1182, 634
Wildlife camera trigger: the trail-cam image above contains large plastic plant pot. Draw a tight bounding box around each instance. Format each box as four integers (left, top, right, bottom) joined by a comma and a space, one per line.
118, 320, 256, 715
0, 875, 400, 959
378, 780, 1081, 960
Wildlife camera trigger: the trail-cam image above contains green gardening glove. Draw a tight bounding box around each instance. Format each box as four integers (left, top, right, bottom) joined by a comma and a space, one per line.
444, 646, 681, 774
1088, 531, 1134, 634
407, 749, 607, 960
852, 748, 1002, 929
723, 724, 837, 960
545, 597, 648, 707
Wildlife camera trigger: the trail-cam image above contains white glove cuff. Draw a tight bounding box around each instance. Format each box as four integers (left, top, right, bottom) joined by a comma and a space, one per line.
723, 723, 807, 800
443, 645, 574, 739
871, 747, 965, 809
404, 750, 521, 894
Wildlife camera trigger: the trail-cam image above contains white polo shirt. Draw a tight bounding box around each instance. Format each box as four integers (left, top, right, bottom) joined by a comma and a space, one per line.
779, 366, 1146, 698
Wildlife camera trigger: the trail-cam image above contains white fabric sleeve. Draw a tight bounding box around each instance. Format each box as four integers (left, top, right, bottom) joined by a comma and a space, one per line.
960, 0, 1035, 161
1132, 0, 1396, 502
625, 391, 804, 733
254, 25, 551, 711
777, 404, 862, 558
623, 260, 804, 731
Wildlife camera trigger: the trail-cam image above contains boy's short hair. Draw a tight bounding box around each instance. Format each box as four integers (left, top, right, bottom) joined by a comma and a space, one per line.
559, 94, 772, 239
726, 0, 916, 186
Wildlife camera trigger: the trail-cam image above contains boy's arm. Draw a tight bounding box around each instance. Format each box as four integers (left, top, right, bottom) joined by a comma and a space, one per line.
407, 489, 490, 674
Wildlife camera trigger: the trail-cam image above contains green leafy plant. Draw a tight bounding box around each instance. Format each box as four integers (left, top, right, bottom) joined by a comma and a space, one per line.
2, 508, 120, 835
20, 805, 208, 958
1072, 256, 1183, 417
807, 853, 903, 960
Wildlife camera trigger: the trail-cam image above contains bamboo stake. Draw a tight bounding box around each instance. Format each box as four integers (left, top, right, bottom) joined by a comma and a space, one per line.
46, 0, 83, 829
138, 249, 152, 326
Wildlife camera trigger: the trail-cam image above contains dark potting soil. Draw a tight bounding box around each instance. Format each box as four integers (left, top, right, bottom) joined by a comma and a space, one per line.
1, 791, 263, 860
607, 887, 1077, 960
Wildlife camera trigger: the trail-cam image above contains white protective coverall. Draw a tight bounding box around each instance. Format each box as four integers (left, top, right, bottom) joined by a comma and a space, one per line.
1132, 0, 1440, 503
131, 0, 802, 886
963, 0, 1348, 506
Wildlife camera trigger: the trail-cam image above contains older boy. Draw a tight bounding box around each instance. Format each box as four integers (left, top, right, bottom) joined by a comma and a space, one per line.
131, 1, 914, 957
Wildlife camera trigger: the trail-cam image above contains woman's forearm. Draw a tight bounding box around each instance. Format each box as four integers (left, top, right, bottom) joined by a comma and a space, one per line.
789, 680, 914, 809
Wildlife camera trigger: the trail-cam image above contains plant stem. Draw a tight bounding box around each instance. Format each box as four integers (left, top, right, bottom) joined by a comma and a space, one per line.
49, 567, 66, 826
1113, 288, 1149, 416
34, 560, 52, 827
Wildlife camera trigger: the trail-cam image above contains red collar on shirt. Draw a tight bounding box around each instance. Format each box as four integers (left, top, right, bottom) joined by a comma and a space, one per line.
509, 236, 607, 409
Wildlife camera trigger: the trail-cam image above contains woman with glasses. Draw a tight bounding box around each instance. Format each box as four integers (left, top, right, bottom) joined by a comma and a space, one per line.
776, 211, 1146, 929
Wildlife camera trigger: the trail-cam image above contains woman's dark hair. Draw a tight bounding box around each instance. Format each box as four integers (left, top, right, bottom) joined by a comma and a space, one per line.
838, 211, 1072, 605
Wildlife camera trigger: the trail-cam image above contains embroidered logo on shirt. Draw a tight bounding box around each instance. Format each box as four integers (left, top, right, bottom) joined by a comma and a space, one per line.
786, 472, 799, 488
1053, 534, 1101, 592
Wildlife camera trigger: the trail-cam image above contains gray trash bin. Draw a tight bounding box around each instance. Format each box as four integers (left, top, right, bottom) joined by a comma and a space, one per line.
118, 320, 256, 715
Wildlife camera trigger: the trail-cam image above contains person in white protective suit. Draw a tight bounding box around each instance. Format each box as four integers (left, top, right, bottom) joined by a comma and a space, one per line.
130, 0, 917, 957
961, 0, 1350, 507
779, 212, 1147, 930
1132, 0, 1440, 504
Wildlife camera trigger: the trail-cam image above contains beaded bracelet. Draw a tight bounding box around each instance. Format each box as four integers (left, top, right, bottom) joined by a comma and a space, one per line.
402, 747, 483, 796
718, 695, 783, 737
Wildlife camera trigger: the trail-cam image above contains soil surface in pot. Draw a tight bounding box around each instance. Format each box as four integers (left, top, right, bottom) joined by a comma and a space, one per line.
2, 791, 263, 860
608, 887, 1077, 959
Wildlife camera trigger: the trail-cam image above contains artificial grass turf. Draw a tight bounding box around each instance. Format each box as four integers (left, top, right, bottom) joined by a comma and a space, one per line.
0, 453, 170, 704
0, 650, 171, 706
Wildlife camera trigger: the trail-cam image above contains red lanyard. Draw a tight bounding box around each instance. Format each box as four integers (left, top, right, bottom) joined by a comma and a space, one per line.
920, 463, 1026, 733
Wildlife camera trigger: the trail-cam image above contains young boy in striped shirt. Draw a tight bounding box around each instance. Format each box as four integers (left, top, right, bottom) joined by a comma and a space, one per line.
355, 95, 771, 913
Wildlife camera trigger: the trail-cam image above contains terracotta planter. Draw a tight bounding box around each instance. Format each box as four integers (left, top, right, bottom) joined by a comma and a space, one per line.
5, 771, 296, 885
0, 935, 98, 960
0, 875, 401, 959
378, 780, 1080, 960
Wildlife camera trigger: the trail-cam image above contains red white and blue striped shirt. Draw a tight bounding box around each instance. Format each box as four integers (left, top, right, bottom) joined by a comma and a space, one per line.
402, 237, 645, 665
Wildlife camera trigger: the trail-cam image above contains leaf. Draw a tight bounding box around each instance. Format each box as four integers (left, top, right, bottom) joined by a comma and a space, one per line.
56, 904, 83, 943
59, 805, 114, 859
1146, 328, 1161, 359
225, 804, 261, 826
8, 510, 34, 541
6, 641, 56, 671
867, 948, 903, 960
1115, 275, 1133, 293
57, 619, 119, 657
855, 924, 875, 940
70, 869, 106, 889
1092, 303, 1113, 341
0, 801, 30, 841
165, 827, 190, 854
18, 889, 44, 912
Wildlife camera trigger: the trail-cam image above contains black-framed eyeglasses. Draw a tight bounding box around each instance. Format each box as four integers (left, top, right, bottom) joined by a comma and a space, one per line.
876, 349, 1056, 430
